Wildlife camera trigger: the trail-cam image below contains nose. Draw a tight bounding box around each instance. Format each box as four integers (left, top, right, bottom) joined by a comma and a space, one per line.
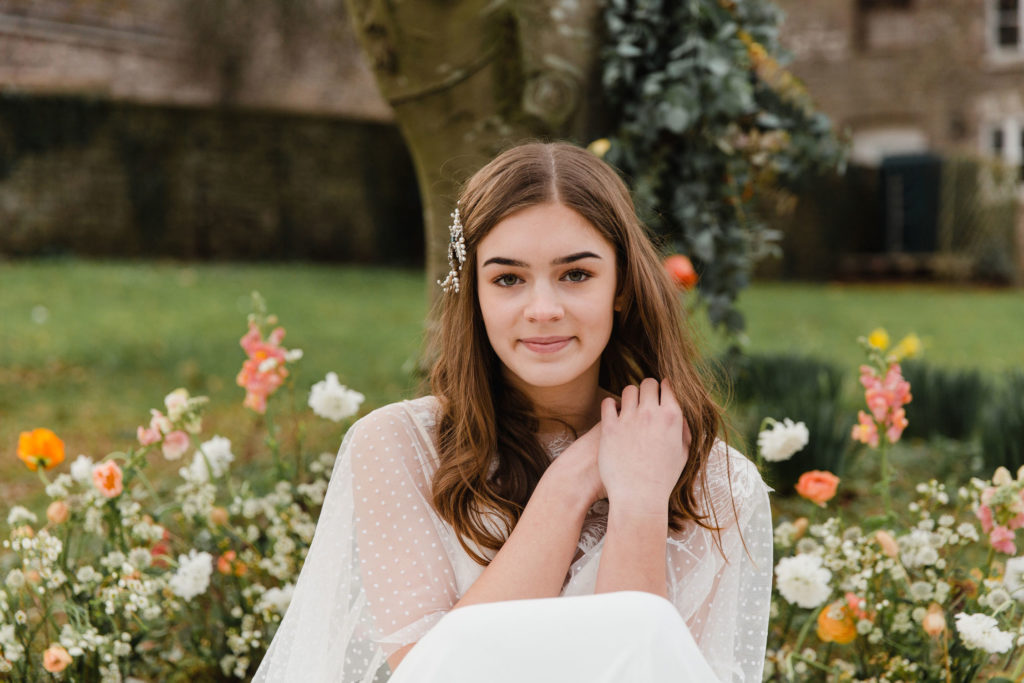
524, 282, 564, 322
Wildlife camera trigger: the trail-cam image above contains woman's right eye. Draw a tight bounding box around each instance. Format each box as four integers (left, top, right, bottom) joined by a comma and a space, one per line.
493, 274, 522, 287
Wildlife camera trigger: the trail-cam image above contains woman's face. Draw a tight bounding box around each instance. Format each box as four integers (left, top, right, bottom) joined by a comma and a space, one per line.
476, 202, 618, 397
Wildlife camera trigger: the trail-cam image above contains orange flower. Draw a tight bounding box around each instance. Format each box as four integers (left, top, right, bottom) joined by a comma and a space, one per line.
17, 428, 65, 471
42, 644, 72, 673
217, 550, 247, 577
92, 460, 124, 498
795, 470, 840, 507
816, 600, 857, 644
209, 506, 229, 526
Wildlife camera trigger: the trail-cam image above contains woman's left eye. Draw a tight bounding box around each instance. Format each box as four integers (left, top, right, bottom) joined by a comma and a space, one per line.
562, 269, 591, 283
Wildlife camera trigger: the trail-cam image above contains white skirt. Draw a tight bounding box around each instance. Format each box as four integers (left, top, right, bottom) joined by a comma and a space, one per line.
388, 591, 720, 683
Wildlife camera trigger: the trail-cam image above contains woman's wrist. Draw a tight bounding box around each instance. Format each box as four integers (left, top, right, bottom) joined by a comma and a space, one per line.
538, 460, 599, 519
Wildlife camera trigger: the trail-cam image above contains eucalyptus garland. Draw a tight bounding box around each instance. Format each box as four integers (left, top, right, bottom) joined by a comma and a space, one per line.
601, 0, 845, 334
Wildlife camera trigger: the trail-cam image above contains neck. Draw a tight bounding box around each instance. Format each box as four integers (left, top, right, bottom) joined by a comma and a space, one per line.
506, 363, 607, 435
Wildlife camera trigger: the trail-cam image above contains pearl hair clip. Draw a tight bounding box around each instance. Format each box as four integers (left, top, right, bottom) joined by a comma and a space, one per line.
438, 207, 466, 294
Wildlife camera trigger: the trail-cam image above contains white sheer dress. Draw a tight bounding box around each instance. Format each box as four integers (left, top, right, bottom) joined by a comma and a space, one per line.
253, 397, 773, 683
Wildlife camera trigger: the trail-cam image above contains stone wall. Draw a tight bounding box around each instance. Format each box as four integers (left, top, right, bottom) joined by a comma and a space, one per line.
0, 0, 391, 120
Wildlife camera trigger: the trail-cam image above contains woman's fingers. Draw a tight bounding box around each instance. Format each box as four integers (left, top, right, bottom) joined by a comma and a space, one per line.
601, 396, 619, 423
619, 384, 639, 413
638, 377, 660, 407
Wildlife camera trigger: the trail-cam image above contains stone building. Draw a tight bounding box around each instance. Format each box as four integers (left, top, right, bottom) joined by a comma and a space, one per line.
0, 0, 423, 263
772, 0, 1024, 282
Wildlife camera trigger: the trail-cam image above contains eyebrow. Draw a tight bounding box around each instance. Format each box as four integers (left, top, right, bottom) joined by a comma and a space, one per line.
481, 251, 603, 268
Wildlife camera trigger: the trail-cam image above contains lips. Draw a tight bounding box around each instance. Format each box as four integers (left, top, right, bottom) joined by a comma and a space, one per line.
520, 336, 573, 354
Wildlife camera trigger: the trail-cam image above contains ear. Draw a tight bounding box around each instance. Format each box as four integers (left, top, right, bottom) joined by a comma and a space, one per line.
613, 295, 625, 313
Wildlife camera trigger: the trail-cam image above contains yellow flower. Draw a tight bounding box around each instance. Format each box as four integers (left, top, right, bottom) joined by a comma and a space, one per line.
587, 138, 611, 159
867, 328, 890, 351
17, 428, 65, 471
891, 333, 922, 361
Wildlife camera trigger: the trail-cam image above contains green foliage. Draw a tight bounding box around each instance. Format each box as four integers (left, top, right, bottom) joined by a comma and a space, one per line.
600, 0, 845, 333
723, 352, 852, 492
901, 361, 989, 442
979, 369, 1024, 472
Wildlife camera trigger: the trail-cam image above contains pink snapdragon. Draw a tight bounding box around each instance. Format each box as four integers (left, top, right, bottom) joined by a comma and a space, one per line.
990, 526, 1016, 555
137, 409, 172, 447
851, 411, 879, 448
852, 362, 912, 447
975, 472, 1024, 554
236, 321, 297, 414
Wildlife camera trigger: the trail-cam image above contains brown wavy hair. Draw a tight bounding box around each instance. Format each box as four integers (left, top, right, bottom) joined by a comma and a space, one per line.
428, 141, 730, 565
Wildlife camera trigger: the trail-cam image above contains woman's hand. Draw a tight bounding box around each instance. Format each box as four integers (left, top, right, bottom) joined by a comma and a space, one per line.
542, 422, 607, 511
598, 378, 689, 514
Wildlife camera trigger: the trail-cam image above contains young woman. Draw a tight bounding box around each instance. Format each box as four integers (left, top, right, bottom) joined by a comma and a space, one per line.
254, 142, 772, 682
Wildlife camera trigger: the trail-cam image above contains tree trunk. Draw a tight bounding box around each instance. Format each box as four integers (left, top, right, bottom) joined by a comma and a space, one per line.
344, 0, 606, 304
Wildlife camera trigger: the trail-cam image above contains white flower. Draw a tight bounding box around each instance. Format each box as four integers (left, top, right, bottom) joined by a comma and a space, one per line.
6, 505, 37, 526
757, 418, 809, 463
285, 349, 303, 362
954, 612, 1013, 653
168, 550, 213, 602
1005, 556, 1024, 602
776, 554, 832, 608
45, 474, 73, 499
182, 436, 235, 483
308, 373, 364, 422
5, 569, 25, 589
257, 583, 295, 615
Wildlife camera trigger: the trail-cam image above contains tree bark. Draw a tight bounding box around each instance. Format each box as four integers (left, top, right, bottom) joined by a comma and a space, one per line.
344, 0, 606, 303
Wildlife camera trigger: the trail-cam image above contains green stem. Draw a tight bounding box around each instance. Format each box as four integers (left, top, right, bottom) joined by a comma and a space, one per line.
785, 604, 823, 681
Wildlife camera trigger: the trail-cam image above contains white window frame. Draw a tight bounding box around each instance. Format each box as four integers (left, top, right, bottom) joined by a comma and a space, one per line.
987, 0, 1024, 62
980, 119, 1024, 199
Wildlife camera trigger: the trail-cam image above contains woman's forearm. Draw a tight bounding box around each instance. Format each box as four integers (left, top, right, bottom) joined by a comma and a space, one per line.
453, 473, 590, 608
594, 505, 669, 598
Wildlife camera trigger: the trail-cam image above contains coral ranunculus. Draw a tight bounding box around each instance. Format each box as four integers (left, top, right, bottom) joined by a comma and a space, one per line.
92, 460, 124, 498
663, 254, 698, 290
17, 428, 65, 471
42, 644, 72, 673
817, 600, 857, 644
795, 470, 840, 507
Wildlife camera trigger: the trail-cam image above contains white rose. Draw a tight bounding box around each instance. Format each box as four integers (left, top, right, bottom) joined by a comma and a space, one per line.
757, 418, 809, 463
308, 372, 365, 422
775, 554, 832, 609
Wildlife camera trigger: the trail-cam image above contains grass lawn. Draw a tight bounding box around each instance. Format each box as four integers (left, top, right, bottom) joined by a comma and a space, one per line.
2, 260, 1022, 507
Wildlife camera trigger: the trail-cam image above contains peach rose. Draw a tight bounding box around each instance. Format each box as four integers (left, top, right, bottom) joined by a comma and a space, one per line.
874, 530, 899, 558
922, 602, 946, 638
42, 645, 72, 672
795, 470, 840, 507
92, 460, 124, 498
46, 500, 69, 524
209, 506, 229, 526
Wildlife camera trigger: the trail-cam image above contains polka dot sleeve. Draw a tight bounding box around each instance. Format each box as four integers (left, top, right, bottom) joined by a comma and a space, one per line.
253, 398, 458, 682
665, 444, 773, 683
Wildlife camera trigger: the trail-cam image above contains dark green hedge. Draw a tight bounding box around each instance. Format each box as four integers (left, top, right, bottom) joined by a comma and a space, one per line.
0, 95, 423, 264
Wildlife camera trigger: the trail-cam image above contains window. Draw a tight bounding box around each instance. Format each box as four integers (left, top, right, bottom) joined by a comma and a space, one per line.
990, 0, 1024, 53
984, 120, 1024, 181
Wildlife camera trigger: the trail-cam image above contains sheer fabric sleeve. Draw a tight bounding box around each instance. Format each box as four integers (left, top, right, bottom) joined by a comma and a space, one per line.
253, 400, 459, 683
666, 444, 773, 683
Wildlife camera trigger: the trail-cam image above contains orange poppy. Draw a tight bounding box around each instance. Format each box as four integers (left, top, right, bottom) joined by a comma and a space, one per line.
17, 428, 65, 471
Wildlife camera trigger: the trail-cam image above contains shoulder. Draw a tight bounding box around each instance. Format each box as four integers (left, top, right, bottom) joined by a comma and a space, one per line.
344, 396, 442, 470
698, 440, 770, 521
349, 396, 441, 435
